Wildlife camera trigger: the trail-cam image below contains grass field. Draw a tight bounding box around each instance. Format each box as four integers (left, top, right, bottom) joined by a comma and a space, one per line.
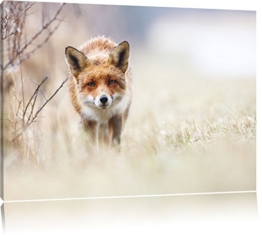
4, 50, 256, 200
2, 3, 256, 201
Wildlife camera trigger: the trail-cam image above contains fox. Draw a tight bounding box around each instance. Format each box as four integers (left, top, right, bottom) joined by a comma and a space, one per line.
65, 36, 132, 149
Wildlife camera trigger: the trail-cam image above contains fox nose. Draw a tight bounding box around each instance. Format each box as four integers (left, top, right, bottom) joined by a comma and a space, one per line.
100, 95, 108, 104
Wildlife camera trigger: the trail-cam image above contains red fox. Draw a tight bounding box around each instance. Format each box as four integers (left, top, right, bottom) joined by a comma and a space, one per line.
65, 36, 132, 148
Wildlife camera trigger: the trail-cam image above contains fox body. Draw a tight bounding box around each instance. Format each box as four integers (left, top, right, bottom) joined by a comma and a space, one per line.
65, 36, 132, 148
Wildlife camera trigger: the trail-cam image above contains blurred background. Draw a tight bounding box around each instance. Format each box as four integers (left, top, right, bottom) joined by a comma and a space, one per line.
3, 2, 255, 80
31, 3, 255, 79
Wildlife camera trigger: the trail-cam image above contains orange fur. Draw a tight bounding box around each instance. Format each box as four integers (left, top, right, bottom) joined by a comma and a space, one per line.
65, 36, 132, 148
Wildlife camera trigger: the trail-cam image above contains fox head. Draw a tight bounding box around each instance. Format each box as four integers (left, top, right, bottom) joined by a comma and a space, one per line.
65, 41, 130, 110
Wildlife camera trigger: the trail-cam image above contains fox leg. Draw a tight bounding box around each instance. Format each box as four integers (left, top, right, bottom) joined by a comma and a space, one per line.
82, 120, 99, 149
109, 107, 130, 147
109, 115, 122, 147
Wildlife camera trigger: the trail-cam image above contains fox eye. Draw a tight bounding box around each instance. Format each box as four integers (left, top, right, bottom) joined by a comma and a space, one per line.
108, 80, 116, 85
87, 81, 96, 87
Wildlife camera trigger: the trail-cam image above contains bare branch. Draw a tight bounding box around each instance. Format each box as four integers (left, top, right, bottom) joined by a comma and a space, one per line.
27, 91, 38, 123
11, 77, 68, 142
19, 20, 63, 64
29, 77, 68, 124
1, 2, 34, 40
3, 2, 69, 166
23, 76, 49, 119
3, 2, 66, 70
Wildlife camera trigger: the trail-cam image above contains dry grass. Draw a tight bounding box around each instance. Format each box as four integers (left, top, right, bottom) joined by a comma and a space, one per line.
2, 3, 256, 201
4, 69, 256, 200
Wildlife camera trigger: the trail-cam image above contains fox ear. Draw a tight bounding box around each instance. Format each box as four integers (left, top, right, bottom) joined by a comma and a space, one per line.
109, 41, 130, 73
65, 46, 90, 77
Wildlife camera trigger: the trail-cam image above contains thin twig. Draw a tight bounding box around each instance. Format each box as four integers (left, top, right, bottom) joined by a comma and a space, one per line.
19, 20, 63, 64
1, 2, 34, 40
23, 76, 49, 119
27, 91, 38, 123
11, 77, 68, 141
29, 77, 68, 124
3, 3, 66, 70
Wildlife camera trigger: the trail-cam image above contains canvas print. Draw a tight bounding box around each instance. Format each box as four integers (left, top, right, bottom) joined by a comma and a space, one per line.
1, 1, 256, 202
